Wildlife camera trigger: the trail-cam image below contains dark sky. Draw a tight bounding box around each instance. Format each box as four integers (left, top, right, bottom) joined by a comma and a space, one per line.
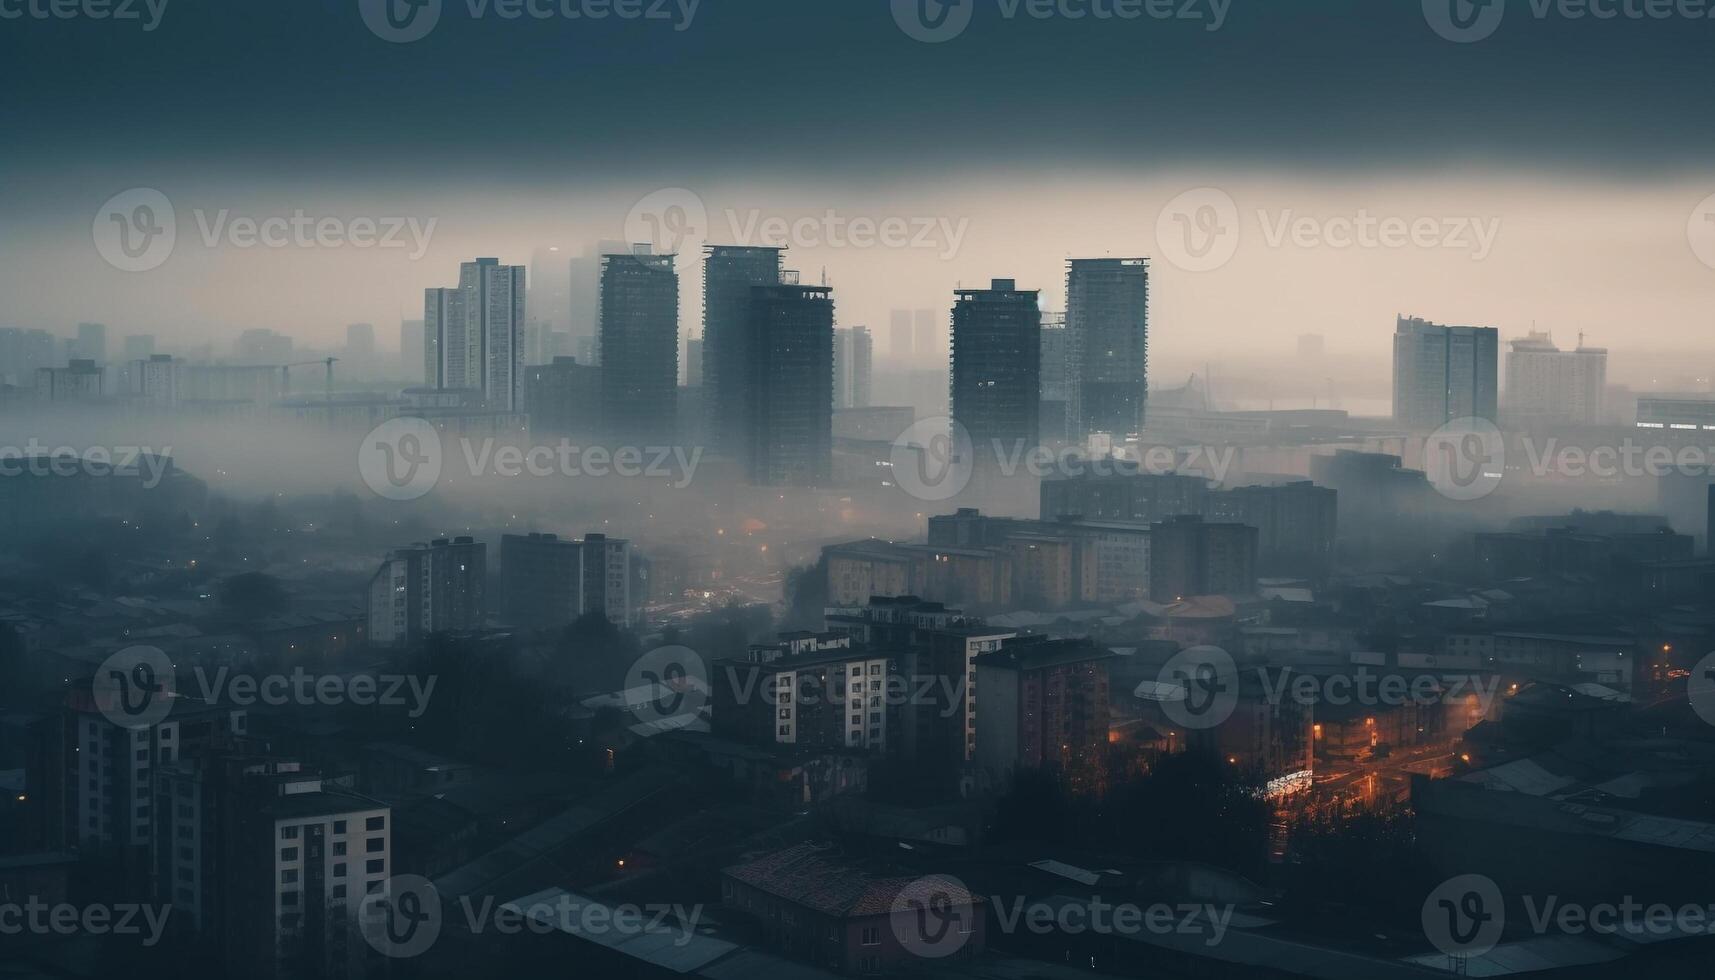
4, 0, 1711, 185
4, 0, 1713, 375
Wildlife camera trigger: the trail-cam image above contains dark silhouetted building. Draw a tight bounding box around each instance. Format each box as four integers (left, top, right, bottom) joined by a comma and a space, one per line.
974, 636, 1112, 794
599, 249, 679, 442
703, 244, 784, 449
367, 537, 487, 645
1066, 257, 1149, 438
1149, 515, 1258, 600
1041, 468, 1210, 523
1393, 314, 1499, 428
951, 278, 1041, 463
523, 355, 601, 438
746, 282, 834, 487
501, 531, 633, 629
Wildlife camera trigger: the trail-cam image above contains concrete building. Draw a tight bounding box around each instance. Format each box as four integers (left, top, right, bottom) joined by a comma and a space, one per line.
713, 645, 895, 752
1503, 331, 1607, 426
703, 245, 784, 450
500, 531, 632, 629
129, 354, 180, 407
1393, 314, 1499, 428
1066, 257, 1149, 438
974, 636, 1113, 794
1148, 515, 1258, 601
1209, 481, 1338, 578
0, 327, 55, 387
722, 844, 985, 973
72, 321, 108, 364
367, 537, 487, 646
236, 328, 293, 364
888, 309, 913, 363
1040, 468, 1211, 524
522, 355, 601, 439
833, 325, 872, 409
951, 279, 1041, 464
33, 359, 105, 403
599, 248, 679, 443
746, 282, 835, 486
171, 760, 392, 980
425, 258, 527, 409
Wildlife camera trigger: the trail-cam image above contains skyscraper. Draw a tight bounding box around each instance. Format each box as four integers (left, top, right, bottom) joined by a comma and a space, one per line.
367, 537, 487, 646
528, 244, 572, 363
501, 531, 634, 628
951, 279, 1041, 461
1393, 315, 1500, 428
913, 308, 941, 366
703, 245, 784, 450
1066, 257, 1149, 439
425, 259, 527, 409
73, 321, 108, 364
599, 248, 679, 443
746, 282, 835, 487
1503, 331, 1607, 426
833, 325, 873, 410
889, 309, 913, 363
0, 327, 55, 387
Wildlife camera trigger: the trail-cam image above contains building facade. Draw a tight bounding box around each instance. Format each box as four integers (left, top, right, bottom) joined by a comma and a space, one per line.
951, 279, 1041, 463
599, 249, 679, 443
1393, 315, 1500, 428
1065, 258, 1149, 439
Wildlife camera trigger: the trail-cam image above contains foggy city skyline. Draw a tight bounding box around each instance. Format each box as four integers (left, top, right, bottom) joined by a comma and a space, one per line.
6, 3, 1715, 980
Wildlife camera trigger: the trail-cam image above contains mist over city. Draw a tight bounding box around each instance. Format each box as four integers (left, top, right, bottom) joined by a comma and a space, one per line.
3, 2, 1715, 979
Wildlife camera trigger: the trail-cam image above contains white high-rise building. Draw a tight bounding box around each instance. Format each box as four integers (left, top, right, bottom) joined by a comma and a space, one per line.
425, 258, 527, 409
1504, 331, 1607, 426
130, 354, 179, 407
832, 325, 873, 410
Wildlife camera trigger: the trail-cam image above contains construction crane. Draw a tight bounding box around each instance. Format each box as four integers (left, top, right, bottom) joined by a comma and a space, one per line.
282, 357, 338, 398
